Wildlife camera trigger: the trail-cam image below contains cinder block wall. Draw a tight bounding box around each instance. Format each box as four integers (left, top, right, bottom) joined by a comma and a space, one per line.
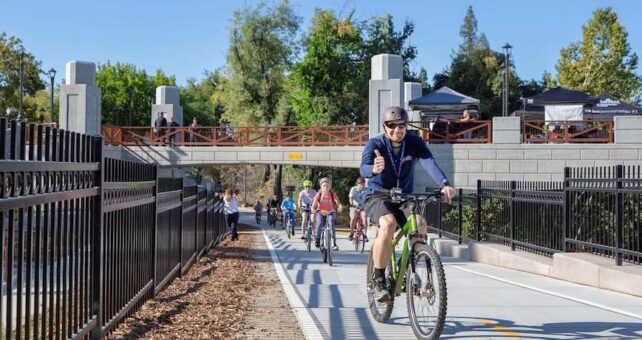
416, 143, 642, 190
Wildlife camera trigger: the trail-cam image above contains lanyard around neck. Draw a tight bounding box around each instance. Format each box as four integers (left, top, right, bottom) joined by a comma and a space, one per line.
384, 137, 405, 187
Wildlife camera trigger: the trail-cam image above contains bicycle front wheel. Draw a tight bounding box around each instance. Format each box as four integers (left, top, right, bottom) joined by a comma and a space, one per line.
286, 219, 291, 239
406, 243, 447, 340
324, 228, 332, 266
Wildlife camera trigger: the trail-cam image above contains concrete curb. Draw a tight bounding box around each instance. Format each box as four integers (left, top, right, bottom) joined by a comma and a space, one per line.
428, 233, 642, 298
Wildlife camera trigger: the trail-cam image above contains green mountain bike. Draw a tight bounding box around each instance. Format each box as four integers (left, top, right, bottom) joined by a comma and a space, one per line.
366, 189, 447, 340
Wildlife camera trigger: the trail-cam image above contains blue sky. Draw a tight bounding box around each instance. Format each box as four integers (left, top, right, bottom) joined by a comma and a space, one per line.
2, 0, 640, 86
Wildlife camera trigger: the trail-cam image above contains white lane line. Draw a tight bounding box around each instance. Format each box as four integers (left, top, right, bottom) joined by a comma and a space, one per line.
261, 227, 325, 340
451, 265, 642, 321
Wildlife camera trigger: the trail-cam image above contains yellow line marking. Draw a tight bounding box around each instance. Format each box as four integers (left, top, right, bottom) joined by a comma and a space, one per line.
479, 319, 521, 338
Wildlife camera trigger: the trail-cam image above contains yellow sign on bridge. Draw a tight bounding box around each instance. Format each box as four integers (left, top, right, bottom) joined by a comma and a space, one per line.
288, 153, 303, 160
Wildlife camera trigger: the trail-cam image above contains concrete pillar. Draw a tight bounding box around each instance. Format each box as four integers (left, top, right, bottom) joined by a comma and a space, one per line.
58, 61, 102, 136
369, 54, 404, 138
492, 117, 521, 144
404, 82, 422, 124
151, 86, 183, 126
614, 116, 642, 144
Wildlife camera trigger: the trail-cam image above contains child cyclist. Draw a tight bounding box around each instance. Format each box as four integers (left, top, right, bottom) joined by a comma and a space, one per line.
281, 192, 297, 236
311, 177, 344, 250
298, 179, 317, 239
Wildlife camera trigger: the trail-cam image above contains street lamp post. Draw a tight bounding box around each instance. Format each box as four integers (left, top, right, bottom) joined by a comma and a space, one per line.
48, 68, 56, 122
502, 43, 512, 117
18, 51, 24, 118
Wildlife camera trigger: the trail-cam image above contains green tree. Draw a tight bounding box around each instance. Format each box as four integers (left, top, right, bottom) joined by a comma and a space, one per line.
458, 5, 478, 56
556, 7, 641, 103
222, 0, 300, 198
360, 15, 418, 81
181, 70, 226, 126
0, 33, 45, 118
417, 67, 431, 95
96, 62, 176, 125
288, 10, 419, 126
221, 0, 300, 126
433, 6, 522, 117
287, 9, 362, 125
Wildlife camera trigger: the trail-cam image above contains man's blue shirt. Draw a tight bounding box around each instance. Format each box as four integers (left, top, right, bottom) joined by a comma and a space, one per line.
360, 133, 448, 195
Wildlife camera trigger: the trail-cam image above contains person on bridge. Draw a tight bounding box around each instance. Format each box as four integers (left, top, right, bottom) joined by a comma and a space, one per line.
348, 177, 368, 242
154, 112, 168, 145
281, 192, 297, 236
297, 179, 317, 239
360, 106, 455, 303
311, 177, 344, 251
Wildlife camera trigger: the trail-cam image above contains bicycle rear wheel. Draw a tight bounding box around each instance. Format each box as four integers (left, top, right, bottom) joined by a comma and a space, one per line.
359, 231, 366, 253
406, 243, 447, 340
366, 250, 394, 323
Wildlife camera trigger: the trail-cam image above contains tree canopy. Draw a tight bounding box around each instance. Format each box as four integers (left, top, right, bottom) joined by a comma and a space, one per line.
0, 33, 45, 119
96, 62, 175, 126
221, 1, 301, 126
556, 7, 641, 103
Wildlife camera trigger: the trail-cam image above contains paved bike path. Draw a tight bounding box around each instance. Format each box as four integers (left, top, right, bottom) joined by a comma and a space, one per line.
241, 212, 642, 339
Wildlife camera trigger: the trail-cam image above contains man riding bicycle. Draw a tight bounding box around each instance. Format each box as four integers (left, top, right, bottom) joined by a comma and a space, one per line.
311, 177, 343, 251
360, 106, 455, 303
297, 179, 317, 240
348, 177, 368, 242
281, 192, 297, 236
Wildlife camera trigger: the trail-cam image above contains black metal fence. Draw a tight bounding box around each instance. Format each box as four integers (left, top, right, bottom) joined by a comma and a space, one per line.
426, 165, 642, 265
0, 119, 228, 339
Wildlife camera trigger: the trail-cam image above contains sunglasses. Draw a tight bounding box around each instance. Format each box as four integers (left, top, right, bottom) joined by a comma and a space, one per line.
385, 122, 407, 130
304, 186, 311, 188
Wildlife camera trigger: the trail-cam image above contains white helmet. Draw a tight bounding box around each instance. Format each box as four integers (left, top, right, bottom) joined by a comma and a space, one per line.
319, 177, 332, 186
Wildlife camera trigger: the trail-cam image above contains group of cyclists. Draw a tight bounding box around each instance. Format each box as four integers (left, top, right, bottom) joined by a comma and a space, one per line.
250, 106, 455, 339
254, 177, 367, 252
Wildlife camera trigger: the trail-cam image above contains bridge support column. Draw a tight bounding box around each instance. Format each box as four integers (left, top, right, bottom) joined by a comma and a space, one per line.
58, 61, 102, 136
151, 86, 183, 126
369, 54, 404, 138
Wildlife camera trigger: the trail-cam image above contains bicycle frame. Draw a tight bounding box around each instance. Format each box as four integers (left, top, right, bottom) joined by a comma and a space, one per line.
389, 211, 419, 296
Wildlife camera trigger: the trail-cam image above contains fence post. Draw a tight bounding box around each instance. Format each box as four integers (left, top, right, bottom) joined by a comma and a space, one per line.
152, 165, 159, 293
476, 180, 482, 242
615, 165, 623, 266
457, 188, 463, 244
90, 137, 104, 340
563, 167, 570, 252
510, 180, 516, 251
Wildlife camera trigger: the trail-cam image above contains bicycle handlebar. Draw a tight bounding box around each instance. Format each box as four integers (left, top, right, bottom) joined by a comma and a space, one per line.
372, 188, 443, 204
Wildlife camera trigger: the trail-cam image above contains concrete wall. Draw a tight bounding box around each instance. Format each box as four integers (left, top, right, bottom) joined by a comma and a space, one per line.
416, 143, 642, 189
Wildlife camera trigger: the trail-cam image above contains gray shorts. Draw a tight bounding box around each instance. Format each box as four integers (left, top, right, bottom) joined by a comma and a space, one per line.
349, 207, 362, 219
362, 194, 412, 228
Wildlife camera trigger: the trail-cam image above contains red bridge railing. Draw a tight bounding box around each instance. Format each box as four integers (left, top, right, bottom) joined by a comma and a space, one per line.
521, 120, 614, 143
101, 125, 370, 147
408, 120, 493, 143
